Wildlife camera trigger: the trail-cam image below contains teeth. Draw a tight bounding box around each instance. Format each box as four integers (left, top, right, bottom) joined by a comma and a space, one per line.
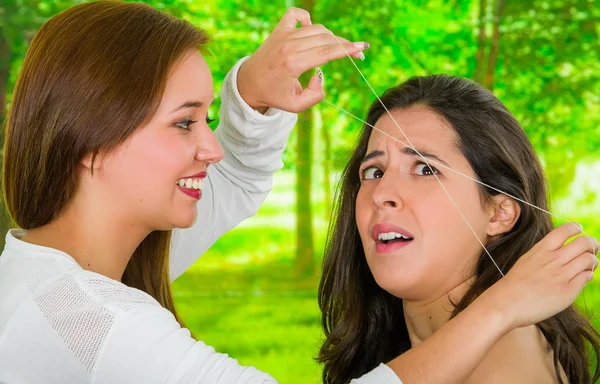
377, 232, 413, 241
176, 178, 204, 190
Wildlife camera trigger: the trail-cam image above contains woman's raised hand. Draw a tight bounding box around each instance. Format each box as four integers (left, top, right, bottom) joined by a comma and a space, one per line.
488, 223, 598, 329
237, 7, 369, 114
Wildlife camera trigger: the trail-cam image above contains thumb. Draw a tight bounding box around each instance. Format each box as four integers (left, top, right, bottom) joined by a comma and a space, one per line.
294, 68, 325, 112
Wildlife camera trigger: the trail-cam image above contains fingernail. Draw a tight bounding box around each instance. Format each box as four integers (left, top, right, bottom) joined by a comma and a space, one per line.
353, 42, 370, 50
316, 67, 324, 86
358, 52, 365, 61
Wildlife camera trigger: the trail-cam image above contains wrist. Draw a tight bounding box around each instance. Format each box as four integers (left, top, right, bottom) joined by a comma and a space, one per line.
471, 283, 515, 335
237, 62, 268, 114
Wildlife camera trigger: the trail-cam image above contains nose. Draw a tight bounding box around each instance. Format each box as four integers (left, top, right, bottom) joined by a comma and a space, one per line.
371, 172, 404, 210
195, 126, 224, 164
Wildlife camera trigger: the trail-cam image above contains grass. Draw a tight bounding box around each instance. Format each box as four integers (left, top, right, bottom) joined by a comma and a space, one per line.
172, 170, 600, 383
174, 292, 323, 383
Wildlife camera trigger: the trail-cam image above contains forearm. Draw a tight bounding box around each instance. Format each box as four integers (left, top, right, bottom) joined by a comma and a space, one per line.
216, 57, 297, 191
387, 287, 512, 384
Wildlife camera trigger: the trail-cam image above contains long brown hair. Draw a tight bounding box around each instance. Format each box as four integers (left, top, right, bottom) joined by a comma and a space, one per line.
3, 1, 210, 326
318, 75, 600, 384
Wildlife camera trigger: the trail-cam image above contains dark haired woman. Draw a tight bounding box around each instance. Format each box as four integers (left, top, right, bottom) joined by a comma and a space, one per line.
319, 74, 600, 383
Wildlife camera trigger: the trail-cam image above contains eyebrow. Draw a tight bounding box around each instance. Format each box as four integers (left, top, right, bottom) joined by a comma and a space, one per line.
361, 147, 450, 167
170, 101, 203, 114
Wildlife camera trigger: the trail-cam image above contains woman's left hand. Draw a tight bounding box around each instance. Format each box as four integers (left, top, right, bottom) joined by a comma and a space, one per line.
237, 7, 369, 114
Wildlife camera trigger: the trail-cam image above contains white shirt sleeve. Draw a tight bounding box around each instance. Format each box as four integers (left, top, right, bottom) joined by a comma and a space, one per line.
169, 57, 298, 281
350, 364, 403, 384
94, 305, 278, 384
94, 303, 402, 384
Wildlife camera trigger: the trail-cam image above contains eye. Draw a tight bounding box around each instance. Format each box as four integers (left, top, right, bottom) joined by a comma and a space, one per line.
361, 166, 383, 180
175, 118, 197, 131
206, 116, 215, 125
414, 162, 439, 176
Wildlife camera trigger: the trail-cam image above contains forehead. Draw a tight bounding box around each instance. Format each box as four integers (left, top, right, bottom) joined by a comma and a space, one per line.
161, 50, 214, 105
367, 105, 457, 152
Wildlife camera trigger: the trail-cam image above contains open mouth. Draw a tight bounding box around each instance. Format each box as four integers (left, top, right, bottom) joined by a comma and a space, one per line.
377, 232, 414, 245
176, 177, 204, 200
176, 177, 204, 190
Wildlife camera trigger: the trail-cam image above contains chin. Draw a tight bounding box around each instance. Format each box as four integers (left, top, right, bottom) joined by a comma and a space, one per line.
175, 213, 198, 229
160, 210, 198, 230
372, 270, 432, 301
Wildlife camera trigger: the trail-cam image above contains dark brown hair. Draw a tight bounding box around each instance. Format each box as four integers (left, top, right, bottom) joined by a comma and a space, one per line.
318, 74, 600, 384
3, 1, 210, 326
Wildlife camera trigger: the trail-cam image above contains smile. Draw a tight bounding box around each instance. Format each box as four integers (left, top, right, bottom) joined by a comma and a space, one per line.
176, 177, 204, 200
176, 177, 204, 190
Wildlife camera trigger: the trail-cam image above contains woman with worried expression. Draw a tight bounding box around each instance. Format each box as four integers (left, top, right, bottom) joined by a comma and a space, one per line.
319, 75, 600, 384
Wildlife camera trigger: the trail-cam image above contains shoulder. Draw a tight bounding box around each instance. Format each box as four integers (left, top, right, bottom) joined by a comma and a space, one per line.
43, 272, 197, 382
464, 325, 559, 384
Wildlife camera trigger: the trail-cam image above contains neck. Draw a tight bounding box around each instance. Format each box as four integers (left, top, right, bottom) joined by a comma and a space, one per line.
20, 198, 150, 281
403, 277, 475, 347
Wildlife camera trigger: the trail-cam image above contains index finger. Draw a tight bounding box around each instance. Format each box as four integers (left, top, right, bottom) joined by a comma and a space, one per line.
541, 222, 584, 251
277, 7, 312, 29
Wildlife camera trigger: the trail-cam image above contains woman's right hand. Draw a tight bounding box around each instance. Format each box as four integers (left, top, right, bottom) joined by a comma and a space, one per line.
488, 223, 598, 329
237, 7, 369, 114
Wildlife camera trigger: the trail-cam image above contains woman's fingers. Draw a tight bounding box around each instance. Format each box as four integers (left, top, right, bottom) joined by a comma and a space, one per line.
291, 40, 369, 73
287, 33, 348, 54
283, 34, 365, 68
289, 23, 332, 39
564, 252, 598, 281
238, 6, 369, 112
557, 235, 599, 265
569, 270, 595, 292
539, 222, 584, 251
276, 7, 312, 29
497, 226, 597, 329
292, 69, 326, 112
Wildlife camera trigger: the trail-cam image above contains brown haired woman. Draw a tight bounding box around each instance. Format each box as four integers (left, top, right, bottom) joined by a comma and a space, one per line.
319, 75, 600, 383
0, 2, 595, 384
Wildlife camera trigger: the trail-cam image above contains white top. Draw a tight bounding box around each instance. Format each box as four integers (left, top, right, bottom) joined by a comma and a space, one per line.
0, 58, 401, 384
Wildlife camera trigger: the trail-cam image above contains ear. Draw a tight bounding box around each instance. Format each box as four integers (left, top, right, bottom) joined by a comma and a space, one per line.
81, 152, 103, 172
486, 195, 521, 238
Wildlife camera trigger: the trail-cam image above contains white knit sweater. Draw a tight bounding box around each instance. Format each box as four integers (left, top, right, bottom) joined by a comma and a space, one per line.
0, 58, 401, 384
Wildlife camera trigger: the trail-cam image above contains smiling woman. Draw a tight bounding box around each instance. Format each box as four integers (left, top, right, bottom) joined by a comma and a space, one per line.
319, 74, 600, 384
0, 1, 372, 383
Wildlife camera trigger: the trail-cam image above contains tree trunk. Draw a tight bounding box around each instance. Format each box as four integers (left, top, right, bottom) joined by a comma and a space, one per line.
0, 33, 9, 133
294, 0, 316, 277
295, 108, 315, 276
474, 0, 487, 84
483, 0, 505, 91
321, 106, 332, 220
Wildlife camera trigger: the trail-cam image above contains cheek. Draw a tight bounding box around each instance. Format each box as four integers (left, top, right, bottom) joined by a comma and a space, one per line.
106, 134, 194, 198
417, 186, 488, 264
141, 136, 192, 177
408, 188, 448, 234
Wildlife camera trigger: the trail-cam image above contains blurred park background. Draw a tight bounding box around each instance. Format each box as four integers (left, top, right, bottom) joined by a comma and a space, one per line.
1, 0, 599, 382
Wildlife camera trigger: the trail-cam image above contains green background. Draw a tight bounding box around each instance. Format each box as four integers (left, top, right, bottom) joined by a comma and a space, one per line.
1, 0, 599, 382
